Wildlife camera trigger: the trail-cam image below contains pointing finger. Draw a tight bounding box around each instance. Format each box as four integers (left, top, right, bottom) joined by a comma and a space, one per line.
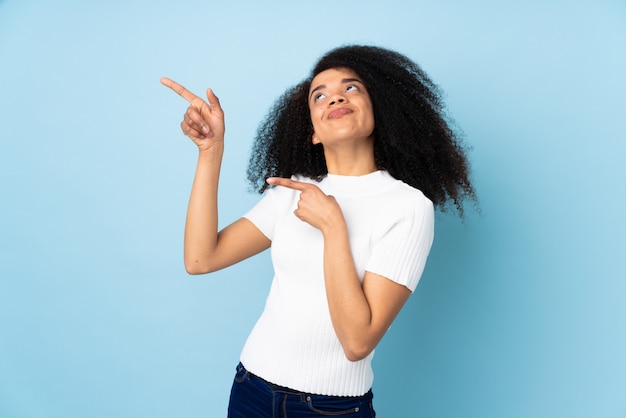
160, 77, 206, 111
266, 177, 310, 191
160, 77, 198, 102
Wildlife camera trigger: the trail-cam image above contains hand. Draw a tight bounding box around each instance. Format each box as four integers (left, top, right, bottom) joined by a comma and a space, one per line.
266, 177, 345, 233
160, 77, 225, 151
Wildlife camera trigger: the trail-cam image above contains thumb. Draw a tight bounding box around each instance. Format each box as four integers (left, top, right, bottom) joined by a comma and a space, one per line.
205, 88, 222, 111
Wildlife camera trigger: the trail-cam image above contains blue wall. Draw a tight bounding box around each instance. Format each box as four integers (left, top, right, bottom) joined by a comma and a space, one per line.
1, 1, 624, 417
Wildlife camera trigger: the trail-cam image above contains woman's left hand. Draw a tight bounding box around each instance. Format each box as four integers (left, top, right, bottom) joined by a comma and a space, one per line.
266, 177, 344, 233
268, 177, 411, 362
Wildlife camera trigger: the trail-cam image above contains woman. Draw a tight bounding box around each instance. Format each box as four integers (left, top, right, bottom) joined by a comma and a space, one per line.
161, 45, 475, 417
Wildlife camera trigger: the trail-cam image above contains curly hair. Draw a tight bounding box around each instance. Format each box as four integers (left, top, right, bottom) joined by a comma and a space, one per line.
247, 45, 476, 215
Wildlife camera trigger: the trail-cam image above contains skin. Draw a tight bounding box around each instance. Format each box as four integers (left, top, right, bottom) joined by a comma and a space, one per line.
307, 68, 377, 175
160, 77, 270, 274
161, 70, 411, 362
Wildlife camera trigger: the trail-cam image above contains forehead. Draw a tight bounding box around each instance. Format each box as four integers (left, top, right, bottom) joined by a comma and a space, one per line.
310, 67, 362, 88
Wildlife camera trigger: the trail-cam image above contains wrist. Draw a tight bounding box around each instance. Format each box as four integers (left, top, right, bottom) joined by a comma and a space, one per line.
197, 142, 224, 160
321, 214, 348, 240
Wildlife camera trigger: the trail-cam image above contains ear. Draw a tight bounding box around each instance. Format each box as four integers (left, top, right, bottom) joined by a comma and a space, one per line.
312, 133, 321, 145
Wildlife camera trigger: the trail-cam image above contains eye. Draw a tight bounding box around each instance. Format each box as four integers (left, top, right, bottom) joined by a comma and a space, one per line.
313, 92, 327, 103
345, 84, 359, 92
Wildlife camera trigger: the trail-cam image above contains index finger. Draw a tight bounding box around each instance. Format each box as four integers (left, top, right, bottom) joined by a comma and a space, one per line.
160, 77, 204, 109
266, 177, 311, 191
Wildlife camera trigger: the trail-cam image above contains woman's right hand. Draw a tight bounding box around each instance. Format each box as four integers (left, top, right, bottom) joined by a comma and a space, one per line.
160, 77, 225, 151
161, 77, 269, 275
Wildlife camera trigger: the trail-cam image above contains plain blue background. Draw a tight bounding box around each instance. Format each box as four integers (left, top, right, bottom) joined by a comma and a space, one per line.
1, 1, 625, 417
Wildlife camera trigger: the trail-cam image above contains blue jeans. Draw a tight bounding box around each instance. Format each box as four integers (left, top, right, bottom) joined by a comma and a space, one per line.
228, 363, 376, 417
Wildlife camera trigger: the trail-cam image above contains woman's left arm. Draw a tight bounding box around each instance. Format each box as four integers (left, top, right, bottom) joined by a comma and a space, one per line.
266, 177, 412, 362
322, 220, 411, 361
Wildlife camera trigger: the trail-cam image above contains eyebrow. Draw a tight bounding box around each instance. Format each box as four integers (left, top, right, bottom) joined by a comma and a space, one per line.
309, 78, 364, 100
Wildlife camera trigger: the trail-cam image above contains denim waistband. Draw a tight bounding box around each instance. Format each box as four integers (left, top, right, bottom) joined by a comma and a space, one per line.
238, 362, 373, 399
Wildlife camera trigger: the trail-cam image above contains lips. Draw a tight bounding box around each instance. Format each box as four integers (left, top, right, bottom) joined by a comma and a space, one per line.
327, 108, 353, 119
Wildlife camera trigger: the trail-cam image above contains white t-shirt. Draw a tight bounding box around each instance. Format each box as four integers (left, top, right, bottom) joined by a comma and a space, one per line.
241, 170, 434, 396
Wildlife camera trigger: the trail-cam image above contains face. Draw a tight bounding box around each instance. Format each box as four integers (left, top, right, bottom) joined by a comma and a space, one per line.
308, 67, 375, 147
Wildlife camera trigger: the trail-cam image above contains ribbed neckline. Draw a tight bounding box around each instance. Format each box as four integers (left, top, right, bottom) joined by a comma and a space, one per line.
322, 170, 396, 196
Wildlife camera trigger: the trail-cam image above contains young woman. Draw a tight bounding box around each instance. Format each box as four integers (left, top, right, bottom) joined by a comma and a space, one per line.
161, 45, 475, 417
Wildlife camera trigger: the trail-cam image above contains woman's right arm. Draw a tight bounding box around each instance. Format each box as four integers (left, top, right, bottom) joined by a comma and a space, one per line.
161, 77, 271, 275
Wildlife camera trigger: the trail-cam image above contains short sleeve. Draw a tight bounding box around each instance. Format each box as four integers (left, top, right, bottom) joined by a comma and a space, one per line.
365, 194, 435, 292
243, 188, 279, 241
243, 184, 298, 241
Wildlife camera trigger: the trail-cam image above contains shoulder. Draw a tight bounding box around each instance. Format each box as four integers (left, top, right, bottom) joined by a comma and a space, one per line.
378, 172, 434, 216
374, 174, 435, 243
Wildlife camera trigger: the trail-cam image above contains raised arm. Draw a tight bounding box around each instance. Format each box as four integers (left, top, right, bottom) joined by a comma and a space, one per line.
161, 78, 270, 274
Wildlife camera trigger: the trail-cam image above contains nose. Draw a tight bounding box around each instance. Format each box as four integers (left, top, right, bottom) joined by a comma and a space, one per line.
329, 95, 346, 105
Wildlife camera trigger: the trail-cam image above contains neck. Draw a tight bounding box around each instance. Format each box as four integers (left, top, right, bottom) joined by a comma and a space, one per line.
323, 141, 377, 176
